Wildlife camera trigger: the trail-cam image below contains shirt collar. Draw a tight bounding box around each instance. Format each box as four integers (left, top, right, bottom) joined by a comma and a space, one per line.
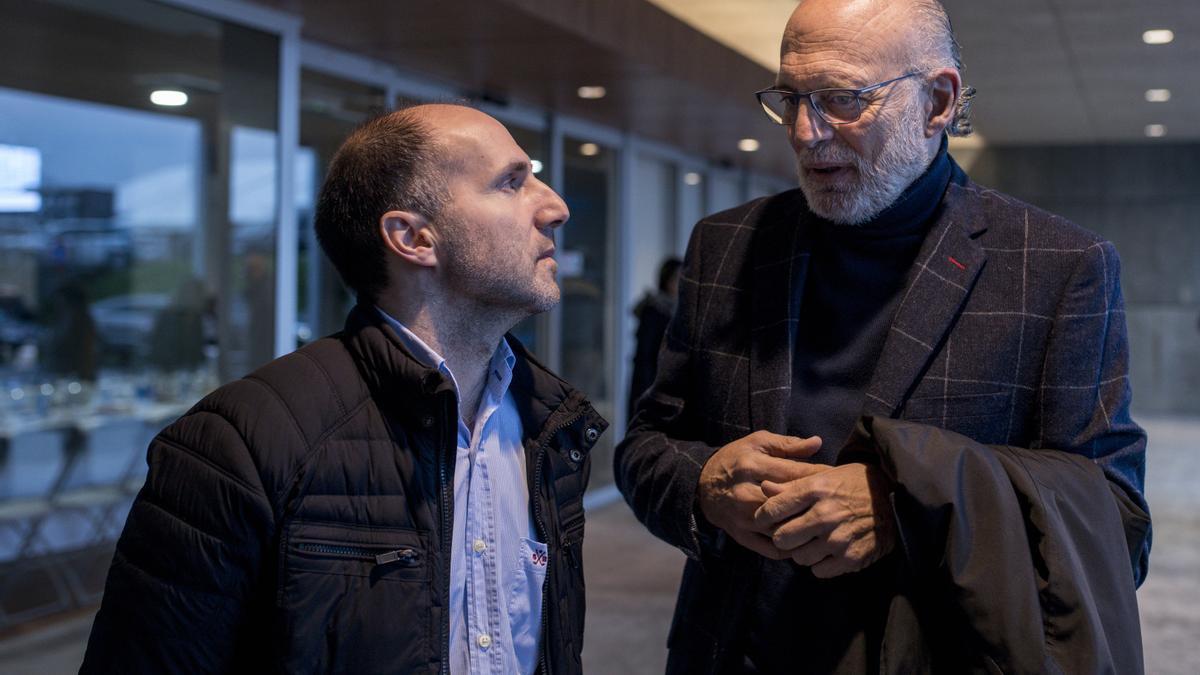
376, 307, 445, 371
375, 306, 516, 400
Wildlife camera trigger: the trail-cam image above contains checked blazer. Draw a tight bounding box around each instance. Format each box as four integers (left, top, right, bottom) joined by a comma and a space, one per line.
613, 179, 1150, 671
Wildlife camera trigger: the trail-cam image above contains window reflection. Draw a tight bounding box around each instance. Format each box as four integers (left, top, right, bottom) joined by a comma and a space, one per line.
0, 0, 280, 627
560, 136, 615, 478
296, 70, 388, 343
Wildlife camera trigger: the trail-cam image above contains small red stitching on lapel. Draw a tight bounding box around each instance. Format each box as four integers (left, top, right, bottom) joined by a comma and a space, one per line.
948, 256, 966, 270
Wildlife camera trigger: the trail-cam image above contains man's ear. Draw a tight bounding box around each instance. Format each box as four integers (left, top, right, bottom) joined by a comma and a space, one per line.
924, 68, 962, 138
380, 210, 438, 268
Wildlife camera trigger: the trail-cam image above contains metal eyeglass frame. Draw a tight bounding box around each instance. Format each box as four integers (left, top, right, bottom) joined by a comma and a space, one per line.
755, 72, 922, 126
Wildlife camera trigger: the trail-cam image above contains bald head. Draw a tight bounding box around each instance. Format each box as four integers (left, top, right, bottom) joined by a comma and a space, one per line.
405, 103, 520, 177
784, 0, 957, 73
781, 0, 969, 135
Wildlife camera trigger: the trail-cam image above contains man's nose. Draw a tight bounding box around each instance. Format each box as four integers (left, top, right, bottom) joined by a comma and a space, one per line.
534, 177, 569, 230
788, 100, 835, 149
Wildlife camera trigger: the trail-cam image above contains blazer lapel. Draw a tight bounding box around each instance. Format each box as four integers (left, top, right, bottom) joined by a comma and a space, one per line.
862, 185, 988, 417
749, 196, 811, 433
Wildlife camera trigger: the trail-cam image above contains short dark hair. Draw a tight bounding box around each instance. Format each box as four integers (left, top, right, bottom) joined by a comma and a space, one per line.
314, 107, 449, 302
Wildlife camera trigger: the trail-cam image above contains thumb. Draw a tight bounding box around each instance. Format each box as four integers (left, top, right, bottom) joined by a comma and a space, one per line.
758, 433, 822, 459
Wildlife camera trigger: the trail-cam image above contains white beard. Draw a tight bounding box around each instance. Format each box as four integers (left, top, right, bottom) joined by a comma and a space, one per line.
796, 96, 932, 225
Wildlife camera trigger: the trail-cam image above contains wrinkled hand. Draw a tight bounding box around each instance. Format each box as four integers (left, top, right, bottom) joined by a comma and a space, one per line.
697, 431, 827, 560
753, 463, 896, 578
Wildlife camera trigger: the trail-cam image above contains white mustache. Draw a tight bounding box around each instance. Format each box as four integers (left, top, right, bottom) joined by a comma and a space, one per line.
799, 144, 862, 168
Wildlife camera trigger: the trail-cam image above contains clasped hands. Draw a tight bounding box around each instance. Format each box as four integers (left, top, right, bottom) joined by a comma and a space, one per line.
697, 430, 896, 578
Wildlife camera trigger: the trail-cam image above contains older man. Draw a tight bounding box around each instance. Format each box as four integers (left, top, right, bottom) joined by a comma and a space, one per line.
616, 0, 1150, 672
82, 105, 606, 674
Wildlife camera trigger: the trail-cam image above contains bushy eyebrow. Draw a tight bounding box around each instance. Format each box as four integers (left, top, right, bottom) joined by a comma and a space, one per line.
498, 160, 531, 177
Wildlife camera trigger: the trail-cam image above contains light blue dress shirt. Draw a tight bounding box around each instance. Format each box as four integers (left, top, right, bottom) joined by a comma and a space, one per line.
378, 309, 545, 675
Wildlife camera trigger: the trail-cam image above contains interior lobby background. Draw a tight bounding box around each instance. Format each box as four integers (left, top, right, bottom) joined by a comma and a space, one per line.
0, 0, 1196, 670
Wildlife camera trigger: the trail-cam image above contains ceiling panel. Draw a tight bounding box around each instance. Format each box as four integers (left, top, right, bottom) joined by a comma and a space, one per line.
249, 0, 1200, 152
650, 0, 1200, 145
252, 0, 797, 175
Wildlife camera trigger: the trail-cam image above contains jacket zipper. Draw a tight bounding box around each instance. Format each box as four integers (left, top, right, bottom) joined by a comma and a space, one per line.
532, 408, 587, 675
439, 392, 455, 675
295, 542, 419, 566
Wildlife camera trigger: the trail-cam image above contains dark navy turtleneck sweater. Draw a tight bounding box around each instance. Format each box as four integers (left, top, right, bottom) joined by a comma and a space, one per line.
788, 137, 964, 463
743, 139, 966, 673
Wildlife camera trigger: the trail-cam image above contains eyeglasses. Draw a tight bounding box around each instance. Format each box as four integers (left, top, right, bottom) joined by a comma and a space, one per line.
755, 72, 922, 126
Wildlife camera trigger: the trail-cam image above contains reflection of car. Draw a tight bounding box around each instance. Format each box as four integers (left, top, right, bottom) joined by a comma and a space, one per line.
89, 293, 171, 354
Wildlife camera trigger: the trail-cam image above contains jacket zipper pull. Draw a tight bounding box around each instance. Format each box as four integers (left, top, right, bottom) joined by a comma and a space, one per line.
375, 548, 417, 565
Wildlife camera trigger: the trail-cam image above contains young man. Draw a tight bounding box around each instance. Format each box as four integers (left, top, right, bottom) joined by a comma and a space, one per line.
82, 104, 605, 674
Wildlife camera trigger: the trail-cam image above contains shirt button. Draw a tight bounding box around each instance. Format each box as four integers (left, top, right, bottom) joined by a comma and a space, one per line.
472, 539, 487, 553
477, 633, 492, 649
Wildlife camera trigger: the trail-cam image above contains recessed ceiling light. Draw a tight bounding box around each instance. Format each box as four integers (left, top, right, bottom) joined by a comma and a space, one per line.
577, 86, 607, 100
1145, 89, 1171, 102
531, 159, 544, 174
1142, 29, 1174, 45
150, 89, 188, 106
683, 172, 702, 186
737, 138, 760, 152
579, 142, 600, 157
1145, 124, 1167, 138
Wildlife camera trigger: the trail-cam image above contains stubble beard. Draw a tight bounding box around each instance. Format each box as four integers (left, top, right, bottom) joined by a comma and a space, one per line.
438, 222, 560, 321
795, 96, 932, 226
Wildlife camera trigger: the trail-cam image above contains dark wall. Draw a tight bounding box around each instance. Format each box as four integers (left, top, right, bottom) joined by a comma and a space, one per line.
963, 143, 1200, 415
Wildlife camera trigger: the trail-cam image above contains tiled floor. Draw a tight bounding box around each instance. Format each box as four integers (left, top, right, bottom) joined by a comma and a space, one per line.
1132, 417, 1200, 675
1, 417, 1195, 674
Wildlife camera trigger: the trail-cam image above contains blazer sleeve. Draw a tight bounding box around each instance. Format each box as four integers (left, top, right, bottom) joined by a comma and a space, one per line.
79, 410, 275, 673
1035, 240, 1150, 584
614, 224, 720, 561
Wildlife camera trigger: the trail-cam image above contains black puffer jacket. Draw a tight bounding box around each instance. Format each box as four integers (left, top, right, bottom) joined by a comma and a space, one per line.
81, 305, 607, 674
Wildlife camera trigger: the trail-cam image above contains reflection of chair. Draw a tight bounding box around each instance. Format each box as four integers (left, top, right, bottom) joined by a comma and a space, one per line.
52, 418, 145, 549
0, 426, 75, 625
0, 427, 71, 561
49, 417, 145, 607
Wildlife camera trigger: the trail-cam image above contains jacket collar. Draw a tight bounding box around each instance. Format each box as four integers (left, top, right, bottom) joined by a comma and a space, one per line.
860, 180, 988, 416
339, 303, 607, 451
341, 303, 455, 408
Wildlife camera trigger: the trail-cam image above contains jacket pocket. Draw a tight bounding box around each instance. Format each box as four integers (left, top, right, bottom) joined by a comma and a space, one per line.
286, 520, 428, 583
279, 520, 435, 674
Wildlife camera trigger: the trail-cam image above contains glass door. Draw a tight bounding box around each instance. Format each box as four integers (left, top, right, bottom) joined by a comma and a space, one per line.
296, 69, 388, 343
559, 135, 617, 478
